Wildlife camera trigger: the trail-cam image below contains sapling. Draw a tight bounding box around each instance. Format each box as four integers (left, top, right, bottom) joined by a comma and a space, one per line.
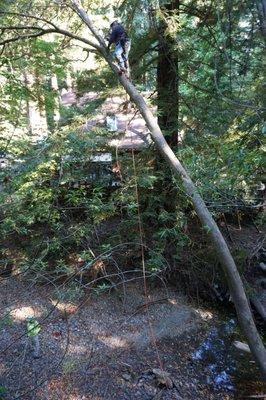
26, 317, 41, 359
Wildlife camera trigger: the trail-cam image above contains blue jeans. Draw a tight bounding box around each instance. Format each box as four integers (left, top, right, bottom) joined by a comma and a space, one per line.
114, 40, 131, 70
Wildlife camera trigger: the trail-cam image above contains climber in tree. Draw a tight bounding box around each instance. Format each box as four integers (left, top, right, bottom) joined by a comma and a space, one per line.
106, 21, 131, 73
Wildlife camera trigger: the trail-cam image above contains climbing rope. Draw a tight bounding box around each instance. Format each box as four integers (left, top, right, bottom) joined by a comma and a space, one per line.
113, 105, 165, 371
131, 147, 164, 371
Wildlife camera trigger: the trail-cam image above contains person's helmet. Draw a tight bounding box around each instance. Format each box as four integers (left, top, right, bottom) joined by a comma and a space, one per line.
110, 20, 119, 28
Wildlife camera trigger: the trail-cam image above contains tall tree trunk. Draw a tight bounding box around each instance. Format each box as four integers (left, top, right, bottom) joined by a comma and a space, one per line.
51, 74, 60, 129
34, 69, 49, 137
256, 0, 266, 38
70, 0, 266, 377
44, 74, 61, 132
157, 0, 179, 148
23, 72, 48, 139
66, 70, 73, 90
24, 72, 33, 136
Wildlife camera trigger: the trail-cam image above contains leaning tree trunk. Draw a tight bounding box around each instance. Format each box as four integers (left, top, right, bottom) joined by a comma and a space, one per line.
71, 0, 266, 377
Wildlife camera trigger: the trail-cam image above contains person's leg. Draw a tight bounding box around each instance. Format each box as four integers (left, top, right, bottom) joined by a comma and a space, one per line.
124, 39, 131, 61
114, 43, 125, 70
121, 40, 131, 69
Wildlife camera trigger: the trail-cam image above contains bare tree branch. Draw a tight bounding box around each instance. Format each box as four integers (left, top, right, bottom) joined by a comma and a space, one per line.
0, 29, 56, 46
0, 11, 101, 51
55, 26, 101, 50
0, 11, 59, 30
0, 25, 100, 51
0, 26, 49, 31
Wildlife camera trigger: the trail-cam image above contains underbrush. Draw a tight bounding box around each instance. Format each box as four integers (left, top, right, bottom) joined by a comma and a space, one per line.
75, 66, 119, 95
0, 121, 264, 302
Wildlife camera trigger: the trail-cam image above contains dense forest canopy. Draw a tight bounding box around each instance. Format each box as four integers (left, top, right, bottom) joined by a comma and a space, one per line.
0, 0, 265, 397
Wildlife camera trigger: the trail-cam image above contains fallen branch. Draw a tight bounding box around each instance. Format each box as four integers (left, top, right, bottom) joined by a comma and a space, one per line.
134, 298, 170, 313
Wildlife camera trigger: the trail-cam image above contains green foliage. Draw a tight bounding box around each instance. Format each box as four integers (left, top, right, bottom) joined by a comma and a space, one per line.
75, 67, 118, 95
59, 97, 106, 126
0, 386, 7, 400
0, 0, 264, 294
0, 38, 67, 134
93, 282, 112, 294
179, 132, 263, 211
54, 283, 84, 302
26, 318, 41, 338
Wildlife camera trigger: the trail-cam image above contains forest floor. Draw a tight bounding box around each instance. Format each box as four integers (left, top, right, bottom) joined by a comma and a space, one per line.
0, 275, 265, 400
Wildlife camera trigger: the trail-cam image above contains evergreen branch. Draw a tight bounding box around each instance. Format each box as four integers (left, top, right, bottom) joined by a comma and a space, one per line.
213, 56, 266, 110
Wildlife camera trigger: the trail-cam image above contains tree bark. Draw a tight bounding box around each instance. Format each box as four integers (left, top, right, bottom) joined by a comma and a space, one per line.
157, 0, 179, 147
71, 0, 266, 378
23, 71, 48, 138
45, 74, 60, 132
256, 0, 266, 38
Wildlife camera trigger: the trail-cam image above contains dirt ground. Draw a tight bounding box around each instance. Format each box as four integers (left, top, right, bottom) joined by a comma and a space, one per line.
0, 275, 240, 400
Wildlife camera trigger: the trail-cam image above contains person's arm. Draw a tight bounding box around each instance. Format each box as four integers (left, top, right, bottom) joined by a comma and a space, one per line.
107, 27, 117, 49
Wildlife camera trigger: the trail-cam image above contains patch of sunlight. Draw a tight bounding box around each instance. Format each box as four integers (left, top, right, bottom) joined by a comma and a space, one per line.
179, 128, 185, 142
168, 298, 178, 305
67, 344, 88, 354
194, 309, 213, 320
0, 363, 6, 374
192, 16, 200, 27
224, 127, 246, 143
99, 335, 128, 349
11, 306, 41, 321
51, 300, 78, 314
239, 20, 250, 29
